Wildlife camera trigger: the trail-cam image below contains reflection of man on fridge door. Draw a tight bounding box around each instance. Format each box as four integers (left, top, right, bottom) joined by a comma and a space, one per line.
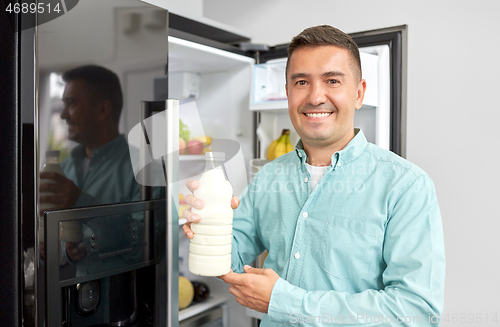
38, 65, 149, 326
183, 25, 445, 326
40, 65, 139, 211
39, 65, 141, 264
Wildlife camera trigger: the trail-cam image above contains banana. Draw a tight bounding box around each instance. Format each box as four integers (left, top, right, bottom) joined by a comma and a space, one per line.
267, 129, 295, 160
274, 136, 287, 158
285, 134, 294, 153
267, 135, 282, 160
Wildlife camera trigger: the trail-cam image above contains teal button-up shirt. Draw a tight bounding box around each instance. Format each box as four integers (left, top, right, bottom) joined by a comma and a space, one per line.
61, 134, 140, 207
231, 129, 445, 326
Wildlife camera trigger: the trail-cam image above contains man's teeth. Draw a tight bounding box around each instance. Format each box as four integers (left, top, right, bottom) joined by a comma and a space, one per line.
305, 112, 331, 118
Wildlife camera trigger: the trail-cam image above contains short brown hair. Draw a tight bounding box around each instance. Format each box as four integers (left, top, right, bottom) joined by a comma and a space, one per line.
286, 25, 361, 82
62, 65, 123, 123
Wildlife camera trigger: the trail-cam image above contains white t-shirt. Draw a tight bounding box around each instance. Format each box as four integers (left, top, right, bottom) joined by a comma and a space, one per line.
305, 163, 329, 191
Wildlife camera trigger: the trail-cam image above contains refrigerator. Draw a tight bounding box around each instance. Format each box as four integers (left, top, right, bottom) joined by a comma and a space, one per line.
0, 0, 406, 325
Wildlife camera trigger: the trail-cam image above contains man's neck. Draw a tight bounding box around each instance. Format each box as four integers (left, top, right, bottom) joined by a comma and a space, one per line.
303, 132, 355, 167
84, 130, 120, 158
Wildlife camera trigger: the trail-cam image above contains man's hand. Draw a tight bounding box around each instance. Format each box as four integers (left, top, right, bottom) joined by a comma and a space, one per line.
182, 179, 240, 239
218, 265, 280, 313
39, 172, 81, 215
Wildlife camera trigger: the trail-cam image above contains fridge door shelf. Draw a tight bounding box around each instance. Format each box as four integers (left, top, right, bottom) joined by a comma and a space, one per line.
179, 294, 227, 323
250, 58, 287, 106
250, 100, 288, 113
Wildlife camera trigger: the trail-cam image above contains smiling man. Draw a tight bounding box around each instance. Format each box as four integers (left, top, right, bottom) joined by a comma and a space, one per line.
184, 25, 445, 326
39, 65, 139, 210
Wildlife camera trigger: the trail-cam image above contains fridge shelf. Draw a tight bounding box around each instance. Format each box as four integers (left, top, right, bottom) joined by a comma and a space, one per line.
179, 294, 227, 322
179, 155, 205, 161
249, 99, 288, 113
246, 307, 264, 320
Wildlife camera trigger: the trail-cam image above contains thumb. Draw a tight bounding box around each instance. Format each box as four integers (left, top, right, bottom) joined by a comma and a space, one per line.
244, 265, 265, 275
231, 196, 240, 209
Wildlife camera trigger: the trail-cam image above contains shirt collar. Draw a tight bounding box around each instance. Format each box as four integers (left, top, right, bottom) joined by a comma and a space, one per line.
295, 128, 367, 167
71, 134, 126, 160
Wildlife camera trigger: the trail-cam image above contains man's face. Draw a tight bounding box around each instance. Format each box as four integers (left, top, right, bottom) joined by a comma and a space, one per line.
60, 80, 100, 144
286, 45, 366, 150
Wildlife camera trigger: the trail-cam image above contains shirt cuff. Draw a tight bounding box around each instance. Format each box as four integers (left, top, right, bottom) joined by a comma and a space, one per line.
268, 278, 306, 323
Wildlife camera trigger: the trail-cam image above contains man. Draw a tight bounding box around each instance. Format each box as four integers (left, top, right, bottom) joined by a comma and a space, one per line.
39, 65, 139, 211
184, 26, 445, 326
38, 65, 143, 326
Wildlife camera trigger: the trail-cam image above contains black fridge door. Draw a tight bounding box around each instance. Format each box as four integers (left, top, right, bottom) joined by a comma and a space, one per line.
14, 1, 180, 326
0, 3, 20, 327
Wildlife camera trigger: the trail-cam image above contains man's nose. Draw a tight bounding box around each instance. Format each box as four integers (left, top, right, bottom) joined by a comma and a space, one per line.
60, 106, 69, 119
307, 82, 327, 106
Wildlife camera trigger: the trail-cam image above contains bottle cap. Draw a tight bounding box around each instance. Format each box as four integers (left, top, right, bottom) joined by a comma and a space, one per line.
45, 150, 60, 158
205, 152, 225, 161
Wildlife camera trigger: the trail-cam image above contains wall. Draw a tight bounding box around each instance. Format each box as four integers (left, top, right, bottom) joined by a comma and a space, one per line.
204, 0, 500, 326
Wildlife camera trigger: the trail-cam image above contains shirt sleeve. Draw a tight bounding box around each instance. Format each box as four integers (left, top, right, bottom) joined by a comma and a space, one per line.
231, 174, 266, 274
267, 174, 446, 326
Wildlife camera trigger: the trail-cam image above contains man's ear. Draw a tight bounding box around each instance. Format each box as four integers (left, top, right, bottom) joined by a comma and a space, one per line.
97, 99, 113, 121
354, 79, 367, 110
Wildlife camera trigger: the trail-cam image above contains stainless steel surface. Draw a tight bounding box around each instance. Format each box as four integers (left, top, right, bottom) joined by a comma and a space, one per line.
33, 1, 171, 325
19, 17, 39, 325
45, 200, 166, 326
165, 99, 180, 327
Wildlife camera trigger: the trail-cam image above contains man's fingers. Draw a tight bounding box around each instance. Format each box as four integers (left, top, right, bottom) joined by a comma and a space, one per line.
186, 179, 200, 193
182, 207, 200, 223
219, 270, 246, 285
231, 196, 240, 209
228, 284, 245, 298
39, 182, 58, 193
182, 222, 194, 239
39, 171, 56, 180
185, 194, 203, 210
39, 195, 62, 204
243, 265, 267, 275
40, 171, 65, 182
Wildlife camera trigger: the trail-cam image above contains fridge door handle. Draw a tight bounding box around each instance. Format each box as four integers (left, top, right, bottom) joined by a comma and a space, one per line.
165, 99, 180, 326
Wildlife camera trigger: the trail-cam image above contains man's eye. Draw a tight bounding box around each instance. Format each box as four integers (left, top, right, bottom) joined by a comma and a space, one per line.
295, 80, 307, 86
327, 79, 339, 84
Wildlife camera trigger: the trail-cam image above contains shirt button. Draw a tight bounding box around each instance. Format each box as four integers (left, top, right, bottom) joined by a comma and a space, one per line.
337, 162, 342, 167
302, 212, 308, 218
298, 152, 302, 157
294, 252, 300, 259
304, 177, 308, 183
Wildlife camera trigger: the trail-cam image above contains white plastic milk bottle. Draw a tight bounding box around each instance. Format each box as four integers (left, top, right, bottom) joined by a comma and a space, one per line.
189, 152, 233, 276
39, 150, 83, 243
